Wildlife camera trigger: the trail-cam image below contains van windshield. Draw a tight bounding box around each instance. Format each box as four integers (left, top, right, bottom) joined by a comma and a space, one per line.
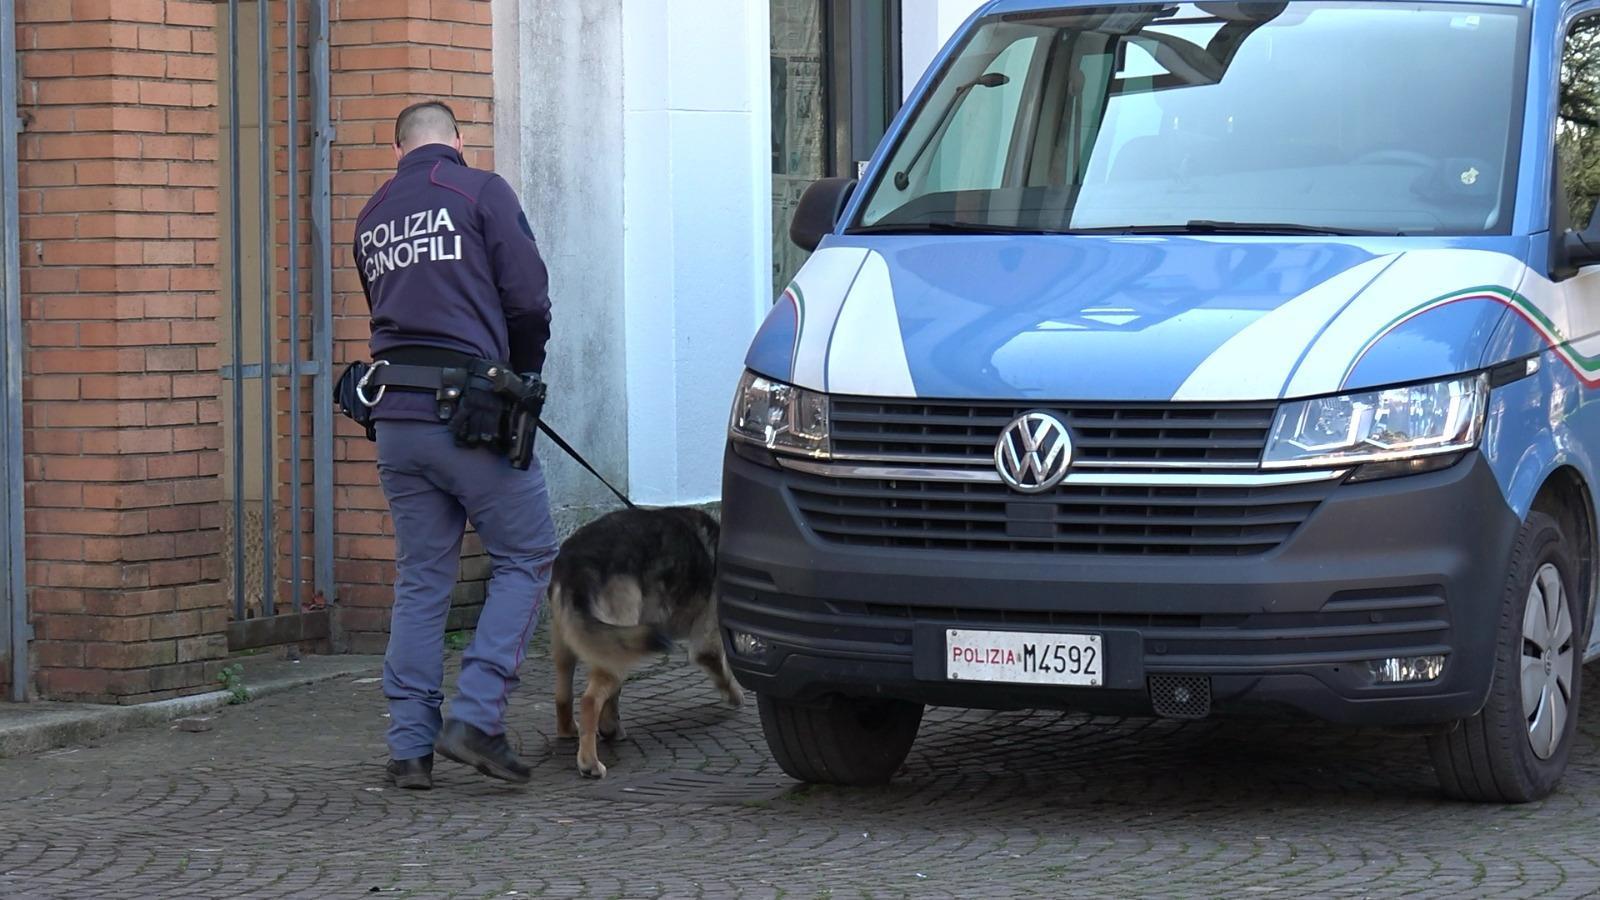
853, 2, 1528, 237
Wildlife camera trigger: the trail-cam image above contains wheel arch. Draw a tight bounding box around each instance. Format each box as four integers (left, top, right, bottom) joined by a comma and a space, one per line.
1531, 466, 1598, 652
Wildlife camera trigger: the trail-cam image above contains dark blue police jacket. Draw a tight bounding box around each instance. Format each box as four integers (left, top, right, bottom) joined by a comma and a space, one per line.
354, 144, 551, 422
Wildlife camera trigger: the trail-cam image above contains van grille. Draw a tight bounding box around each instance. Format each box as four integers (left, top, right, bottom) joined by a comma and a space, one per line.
789, 472, 1331, 556
830, 398, 1275, 470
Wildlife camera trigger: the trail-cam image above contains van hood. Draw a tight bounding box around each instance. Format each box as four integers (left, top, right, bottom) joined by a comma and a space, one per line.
746, 236, 1538, 402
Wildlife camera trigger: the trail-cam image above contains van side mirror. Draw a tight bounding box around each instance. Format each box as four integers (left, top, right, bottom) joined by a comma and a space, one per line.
1561, 202, 1600, 275
790, 177, 857, 253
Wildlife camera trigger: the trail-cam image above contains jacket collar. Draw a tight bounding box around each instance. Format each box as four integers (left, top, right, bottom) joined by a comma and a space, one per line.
397, 143, 467, 170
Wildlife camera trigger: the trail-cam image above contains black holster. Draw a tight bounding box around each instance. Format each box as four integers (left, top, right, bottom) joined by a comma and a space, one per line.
504, 374, 547, 470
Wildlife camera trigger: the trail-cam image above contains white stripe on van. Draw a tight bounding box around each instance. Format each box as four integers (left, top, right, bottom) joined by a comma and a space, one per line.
827, 250, 918, 397
788, 247, 870, 392
1284, 250, 1531, 397
1173, 255, 1401, 402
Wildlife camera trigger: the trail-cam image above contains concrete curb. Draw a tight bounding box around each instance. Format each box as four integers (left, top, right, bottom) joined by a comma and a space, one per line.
0, 655, 382, 758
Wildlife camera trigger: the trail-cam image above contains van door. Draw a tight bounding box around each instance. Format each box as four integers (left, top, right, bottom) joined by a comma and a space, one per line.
1555, 11, 1600, 659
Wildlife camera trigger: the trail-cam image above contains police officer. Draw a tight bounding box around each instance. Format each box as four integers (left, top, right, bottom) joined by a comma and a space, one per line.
353, 100, 558, 789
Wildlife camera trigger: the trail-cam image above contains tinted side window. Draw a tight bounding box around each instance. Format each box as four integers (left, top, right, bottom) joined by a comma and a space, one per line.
1561, 17, 1600, 230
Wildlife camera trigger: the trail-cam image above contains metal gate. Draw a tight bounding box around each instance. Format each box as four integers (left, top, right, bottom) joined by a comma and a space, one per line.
2, 0, 27, 701
218, 0, 336, 651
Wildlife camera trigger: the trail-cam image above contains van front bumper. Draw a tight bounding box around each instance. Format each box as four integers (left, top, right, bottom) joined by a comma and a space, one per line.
718, 448, 1521, 725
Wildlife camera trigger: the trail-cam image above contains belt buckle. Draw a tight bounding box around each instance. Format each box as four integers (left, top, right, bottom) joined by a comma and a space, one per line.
356, 360, 390, 407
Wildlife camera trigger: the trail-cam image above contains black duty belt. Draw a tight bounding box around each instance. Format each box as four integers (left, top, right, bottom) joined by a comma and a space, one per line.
357, 346, 495, 406
358, 361, 506, 404
369, 364, 446, 391
348, 348, 634, 508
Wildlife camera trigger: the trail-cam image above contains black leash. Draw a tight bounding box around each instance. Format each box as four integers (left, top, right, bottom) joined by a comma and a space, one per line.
538, 420, 636, 509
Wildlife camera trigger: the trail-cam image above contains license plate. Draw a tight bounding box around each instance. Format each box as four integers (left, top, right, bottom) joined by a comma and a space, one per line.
945, 629, 1103, 687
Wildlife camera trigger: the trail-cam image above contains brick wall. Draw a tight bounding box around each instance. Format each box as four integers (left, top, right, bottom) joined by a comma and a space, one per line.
329, 0, 495, 653
14, 0, 229, 701
5, 0, 501, 695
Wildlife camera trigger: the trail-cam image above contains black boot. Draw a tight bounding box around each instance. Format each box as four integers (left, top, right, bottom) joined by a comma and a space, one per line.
385, 753, 434, 790
434, 719, 532, 784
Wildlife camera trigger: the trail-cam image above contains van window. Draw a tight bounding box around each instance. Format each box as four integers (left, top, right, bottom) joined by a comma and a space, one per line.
921, 37, 1040, 195
1560, 16, 1600, 231
856, 3, 1528, 237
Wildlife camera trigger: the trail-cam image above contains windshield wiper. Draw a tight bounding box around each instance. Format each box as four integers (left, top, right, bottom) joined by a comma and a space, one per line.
845, 221, 1070, 236
892, 72, 1011, 192
1080, 220, 1400, 237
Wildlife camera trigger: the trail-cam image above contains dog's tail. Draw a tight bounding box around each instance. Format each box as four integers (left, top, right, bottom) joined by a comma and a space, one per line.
555, 575, 675, 655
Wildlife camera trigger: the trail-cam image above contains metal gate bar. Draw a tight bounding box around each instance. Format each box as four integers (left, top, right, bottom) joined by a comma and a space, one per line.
310, 0, 336, 613
3, 0, 30, 701
256, 0, 276, 617
226, 0, 246, 621
287, 0, 303, 614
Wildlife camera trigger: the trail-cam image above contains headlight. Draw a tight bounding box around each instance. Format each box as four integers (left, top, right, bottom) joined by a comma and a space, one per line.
728, 371, 830, 457
1263, 374, 1487, 469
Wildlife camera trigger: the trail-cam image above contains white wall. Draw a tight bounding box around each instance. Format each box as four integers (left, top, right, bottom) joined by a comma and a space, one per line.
495, 0, 770, 512
491, 0, 629, 528
620, 0, 772, 506
901, 0, 989, 100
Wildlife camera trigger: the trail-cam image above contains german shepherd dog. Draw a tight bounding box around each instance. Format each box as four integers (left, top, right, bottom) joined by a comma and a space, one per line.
549, 507, 743, 778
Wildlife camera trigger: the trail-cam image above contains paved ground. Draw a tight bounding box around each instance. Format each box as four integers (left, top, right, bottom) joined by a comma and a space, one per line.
6, 637, 1600, 899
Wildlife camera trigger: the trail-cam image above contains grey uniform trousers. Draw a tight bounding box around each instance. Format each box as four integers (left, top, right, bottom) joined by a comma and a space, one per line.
375, 419, 560, 760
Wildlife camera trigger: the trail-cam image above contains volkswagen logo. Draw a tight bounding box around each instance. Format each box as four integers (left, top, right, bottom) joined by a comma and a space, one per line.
994, 412, 1073, 493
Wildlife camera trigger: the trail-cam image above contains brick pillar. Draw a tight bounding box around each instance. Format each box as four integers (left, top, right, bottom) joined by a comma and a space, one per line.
15, 0, 228, 702
329, 0, 494, 653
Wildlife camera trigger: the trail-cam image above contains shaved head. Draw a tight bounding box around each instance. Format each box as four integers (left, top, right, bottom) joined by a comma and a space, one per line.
394, 101, 461, 154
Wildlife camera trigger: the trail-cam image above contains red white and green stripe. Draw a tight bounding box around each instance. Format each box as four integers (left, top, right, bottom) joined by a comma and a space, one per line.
1345, 285, 1600, 388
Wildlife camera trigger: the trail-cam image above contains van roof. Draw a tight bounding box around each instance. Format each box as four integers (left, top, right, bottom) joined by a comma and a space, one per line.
980, 0, 1532, 16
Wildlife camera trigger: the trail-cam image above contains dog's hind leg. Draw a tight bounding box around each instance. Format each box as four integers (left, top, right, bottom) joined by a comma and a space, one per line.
551, 617, 578, 739
577, 668, 621, 779
599, 689, 626, 742
692, 622, 744, 709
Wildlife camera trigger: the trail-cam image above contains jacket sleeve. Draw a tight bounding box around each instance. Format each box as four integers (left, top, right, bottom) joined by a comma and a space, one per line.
478, 175, 552, 374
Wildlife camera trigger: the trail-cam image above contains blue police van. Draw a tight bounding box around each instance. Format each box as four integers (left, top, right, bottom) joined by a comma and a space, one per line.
720, 0, 1600, 801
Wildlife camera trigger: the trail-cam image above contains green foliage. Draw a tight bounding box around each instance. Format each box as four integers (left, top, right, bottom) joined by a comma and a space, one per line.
1561, 22, 1600, 228
217, 664, 249, 705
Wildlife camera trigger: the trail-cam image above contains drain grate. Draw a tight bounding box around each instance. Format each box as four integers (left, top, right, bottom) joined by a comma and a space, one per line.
584, 771, 797, 806
1149, 674, 1212, 719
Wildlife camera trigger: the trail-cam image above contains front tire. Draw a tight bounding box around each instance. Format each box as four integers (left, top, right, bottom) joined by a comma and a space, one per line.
757, 693, 923, 786
1428, 511, 1583, 803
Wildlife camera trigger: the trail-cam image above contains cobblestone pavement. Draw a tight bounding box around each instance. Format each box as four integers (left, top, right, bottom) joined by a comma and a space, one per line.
6, 642, 1600, 899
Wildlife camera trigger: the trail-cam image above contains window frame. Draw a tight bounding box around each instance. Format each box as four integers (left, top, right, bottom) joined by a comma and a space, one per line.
824, 0, 905, 177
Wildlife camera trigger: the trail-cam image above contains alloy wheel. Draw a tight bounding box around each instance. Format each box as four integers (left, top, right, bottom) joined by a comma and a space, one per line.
1521, 563, 1575, 760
